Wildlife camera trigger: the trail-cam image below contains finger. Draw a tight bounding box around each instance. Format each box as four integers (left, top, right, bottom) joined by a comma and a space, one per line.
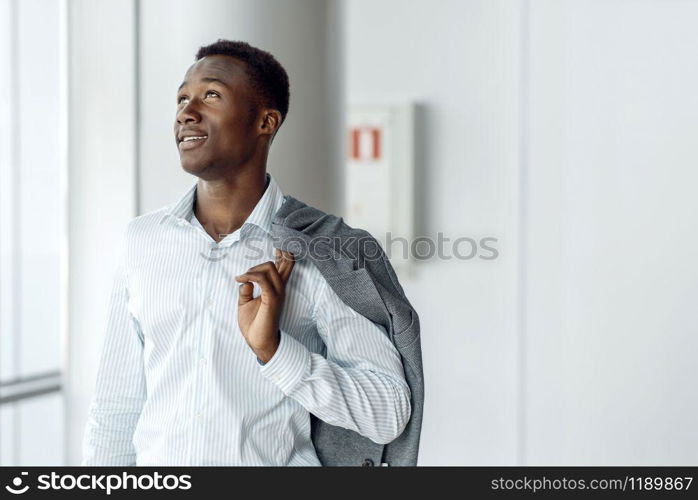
280, 250, 295, 284
235, 270, 281, 299
276, 249, 295, 284
238, 282, 254, 305
239, 261, 283, 294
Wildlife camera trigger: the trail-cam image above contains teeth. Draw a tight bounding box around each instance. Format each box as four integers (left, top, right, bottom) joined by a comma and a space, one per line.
182, 136, 207, 142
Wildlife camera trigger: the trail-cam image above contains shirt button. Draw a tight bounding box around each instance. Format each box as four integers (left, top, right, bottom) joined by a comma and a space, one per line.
199, 357, 207, 365
206, 299, 214, 308
195, 412, 202, 418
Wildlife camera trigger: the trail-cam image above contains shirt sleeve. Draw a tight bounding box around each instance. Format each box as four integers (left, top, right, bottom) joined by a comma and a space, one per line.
258, 276, 411, 445
81, 237, 147, 466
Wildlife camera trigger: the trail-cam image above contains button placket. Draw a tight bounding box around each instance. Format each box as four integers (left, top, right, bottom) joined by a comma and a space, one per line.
191, 247, 217, 459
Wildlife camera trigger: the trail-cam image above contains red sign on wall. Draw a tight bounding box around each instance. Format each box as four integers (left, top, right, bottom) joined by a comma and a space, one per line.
349, 127, 382, 161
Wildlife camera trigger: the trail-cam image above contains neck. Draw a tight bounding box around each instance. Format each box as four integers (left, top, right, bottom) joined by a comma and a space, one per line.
193, 167, 268, 241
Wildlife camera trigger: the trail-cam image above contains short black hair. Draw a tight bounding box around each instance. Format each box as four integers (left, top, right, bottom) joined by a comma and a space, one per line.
195, 39, 289, 123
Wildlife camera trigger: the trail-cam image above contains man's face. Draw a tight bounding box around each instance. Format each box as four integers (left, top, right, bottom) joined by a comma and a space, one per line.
174, 55, 261, 178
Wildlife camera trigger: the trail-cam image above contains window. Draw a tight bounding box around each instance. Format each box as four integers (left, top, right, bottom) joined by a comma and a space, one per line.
0, 0, 67, 465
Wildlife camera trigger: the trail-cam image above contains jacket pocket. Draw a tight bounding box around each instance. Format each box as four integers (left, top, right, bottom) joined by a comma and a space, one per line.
392, 308, 419, 349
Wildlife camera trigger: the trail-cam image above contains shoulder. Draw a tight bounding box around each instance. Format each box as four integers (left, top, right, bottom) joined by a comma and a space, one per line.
122, 205, 172, 241
274, 195, 376, 242
116, 205, 173, 270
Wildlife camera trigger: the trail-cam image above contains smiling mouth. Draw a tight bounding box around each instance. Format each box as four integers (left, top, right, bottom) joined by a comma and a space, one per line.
179, 136, 208, 151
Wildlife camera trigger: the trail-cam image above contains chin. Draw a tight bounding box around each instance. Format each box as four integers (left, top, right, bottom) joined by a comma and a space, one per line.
180, 158, 211, 178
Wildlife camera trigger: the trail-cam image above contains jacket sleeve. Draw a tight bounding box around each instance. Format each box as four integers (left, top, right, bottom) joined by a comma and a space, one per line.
81, 235, 147, 465
258, 277, 411, 445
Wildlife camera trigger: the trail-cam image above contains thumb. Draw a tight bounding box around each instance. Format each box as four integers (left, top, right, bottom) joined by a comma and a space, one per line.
238, 282, 254, 305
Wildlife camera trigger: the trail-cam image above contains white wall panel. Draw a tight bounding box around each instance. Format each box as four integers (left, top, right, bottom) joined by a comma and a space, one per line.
345, 0, 523, 465
525, 0, 698, 464
66, 0, 138, 465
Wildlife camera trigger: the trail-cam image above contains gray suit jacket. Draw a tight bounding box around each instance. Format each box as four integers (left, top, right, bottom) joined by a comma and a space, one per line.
271, 195, 424, 466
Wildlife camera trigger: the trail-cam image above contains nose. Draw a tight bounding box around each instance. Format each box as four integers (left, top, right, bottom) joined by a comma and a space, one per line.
176, 98, 201, 124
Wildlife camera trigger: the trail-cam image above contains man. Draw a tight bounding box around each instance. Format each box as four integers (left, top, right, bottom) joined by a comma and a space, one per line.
82, 40, 411, 466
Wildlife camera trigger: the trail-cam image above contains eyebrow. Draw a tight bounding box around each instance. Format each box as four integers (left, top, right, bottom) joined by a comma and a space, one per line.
178, 77, 228, 92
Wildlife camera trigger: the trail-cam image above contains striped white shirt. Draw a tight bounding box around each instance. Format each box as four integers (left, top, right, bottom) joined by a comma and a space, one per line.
82, 173, 411, 466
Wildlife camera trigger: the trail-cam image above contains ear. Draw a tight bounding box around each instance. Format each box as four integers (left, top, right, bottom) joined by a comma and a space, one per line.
259, 109, 282, 137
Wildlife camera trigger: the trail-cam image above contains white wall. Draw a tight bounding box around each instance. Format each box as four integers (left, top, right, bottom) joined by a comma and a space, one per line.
66, 0, 138, 465
346, 0, 698, 465
345, 0, 524, 465
525, 0, 698, 464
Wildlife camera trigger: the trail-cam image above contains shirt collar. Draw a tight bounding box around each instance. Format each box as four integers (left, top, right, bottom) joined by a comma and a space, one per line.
159, 172, 285, 236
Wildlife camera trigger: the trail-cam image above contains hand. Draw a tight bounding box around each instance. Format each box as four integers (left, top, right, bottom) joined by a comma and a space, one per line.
234, 248, 295, 363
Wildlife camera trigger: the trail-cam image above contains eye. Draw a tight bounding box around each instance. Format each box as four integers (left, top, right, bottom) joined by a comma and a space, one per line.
177, 90, 218, 106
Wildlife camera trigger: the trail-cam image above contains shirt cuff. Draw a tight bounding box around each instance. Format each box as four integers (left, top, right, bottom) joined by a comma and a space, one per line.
258, 330, 310, 394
